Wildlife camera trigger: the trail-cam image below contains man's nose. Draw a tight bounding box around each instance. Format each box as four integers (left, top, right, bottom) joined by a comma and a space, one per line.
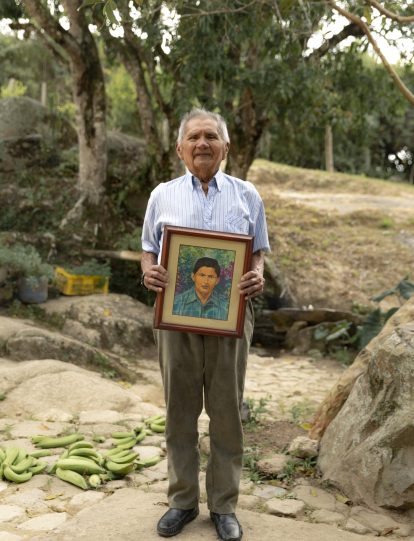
196, 139, 209, 149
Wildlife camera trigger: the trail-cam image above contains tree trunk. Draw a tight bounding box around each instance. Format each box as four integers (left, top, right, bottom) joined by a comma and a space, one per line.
309, 294, 414, 441
225, 87, 263, 180
22, 0, 107, 218
325, 123, 334, 172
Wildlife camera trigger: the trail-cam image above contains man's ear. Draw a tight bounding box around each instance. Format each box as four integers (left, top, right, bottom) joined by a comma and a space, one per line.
222, 142, 230, 161
176, 140, 184, 161
191, 272, 195, 282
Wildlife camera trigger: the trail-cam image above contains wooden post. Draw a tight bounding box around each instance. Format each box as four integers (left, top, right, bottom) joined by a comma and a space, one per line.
325, 123, 334, 172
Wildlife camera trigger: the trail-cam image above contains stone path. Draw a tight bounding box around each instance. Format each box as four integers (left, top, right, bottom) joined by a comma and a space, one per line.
1, 332, 413, 539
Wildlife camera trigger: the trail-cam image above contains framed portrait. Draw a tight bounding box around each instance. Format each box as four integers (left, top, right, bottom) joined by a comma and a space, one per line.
154, 226, 254, 338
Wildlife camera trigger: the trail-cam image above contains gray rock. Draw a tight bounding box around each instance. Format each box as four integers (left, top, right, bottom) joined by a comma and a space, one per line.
199, 436, 211, 456
266, 498, 306, 517
9, 420, 67, 439
105, 480, 127, 490
344, 518, 373, 535
0, 533, 24, 541
107, 131, 146, 165
310, 509, 346, 525
133, 446, 162, 461
256, 454, 293, 476
350, 507, 411, 536
239, 480, 254, 494
0, 481, 7, 493
4, 489, 49, 513
253, 485, 287, 500
288, 436, 318, 458
34, 409, 74, 423
318, 324, 414, 509
294, 485, 348, 514
2, 370, 145, 416
140, 435, 165, 447
148, 458, 168, 474
28, 489, 370, 541
241, 400, 251, 421
140, 470, 167, 482
42, 293, 154, 351
269, 308, 363, 327
69, 492, 105, 509
62, 319, 102, 348
293, 321, 347, 354
144, 480, 169, 494
17, 512, 67, 530
0, 505, 26, 523
237, 495, 261, 510
125, 473, 151, 487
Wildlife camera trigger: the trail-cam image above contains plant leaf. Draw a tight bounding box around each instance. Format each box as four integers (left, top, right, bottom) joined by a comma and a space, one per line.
78, 0, 105, 10
335, 493, 351, 504
103, 0, 119, 25
314, 326, 329, 341
398, 278, 414, 300
384, 307, 399, 324
310, 489, 318, 497
359, 308, 383, 349
363, 7, 372, 24
379, 526, 398, 536
326, 322, 351, 342
299, 423, 312, 431
370, 286, 398, 303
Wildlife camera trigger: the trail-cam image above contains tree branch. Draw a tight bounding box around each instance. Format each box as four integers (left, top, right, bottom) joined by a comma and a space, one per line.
180, 0, 262, 18
364, 0, 414, 23
9, 22, 69, 67
306, 22, 365, 62
327, 0, 414, 106
21, 0, 79, 60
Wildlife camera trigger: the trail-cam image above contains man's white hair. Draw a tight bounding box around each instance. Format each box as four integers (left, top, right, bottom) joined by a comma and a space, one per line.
177, 108, 230, 145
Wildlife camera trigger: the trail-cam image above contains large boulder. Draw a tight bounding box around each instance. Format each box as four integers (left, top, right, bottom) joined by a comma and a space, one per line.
318, 323, 414, 509
0, 97, 77, 171
42, 293, 154, 352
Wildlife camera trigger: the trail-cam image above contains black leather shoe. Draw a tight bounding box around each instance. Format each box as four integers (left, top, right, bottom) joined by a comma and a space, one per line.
210, 512, 243, 541
157, 507, 199, 537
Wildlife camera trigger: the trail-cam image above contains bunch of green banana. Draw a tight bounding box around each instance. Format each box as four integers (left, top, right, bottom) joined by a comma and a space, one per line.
135, 455, 161, 468
31, 433, 85, 449
143, 414, 166, 434
111, 430, 143, 449
0, 445, 48, 483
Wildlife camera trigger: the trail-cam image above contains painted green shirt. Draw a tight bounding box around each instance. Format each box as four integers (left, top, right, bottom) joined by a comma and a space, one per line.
172, 286, 229, 321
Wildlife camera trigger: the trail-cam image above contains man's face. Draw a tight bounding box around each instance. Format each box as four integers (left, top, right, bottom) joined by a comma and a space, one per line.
176, 117, 229, 175
191, 266, 220, 297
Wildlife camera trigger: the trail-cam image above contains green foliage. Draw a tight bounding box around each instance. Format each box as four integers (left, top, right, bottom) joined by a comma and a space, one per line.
106, 64, 143, 135
0, 79, 26, 98
243, 394, 272, 431
242, 444, 266, 484
64, 259, 112, 279
289, 400, 313, 424
380, 217, 394, 228
358, 276, 414, 349
0, 243, 55, 281
115, 227, 143, 253
4, 299, 66, 330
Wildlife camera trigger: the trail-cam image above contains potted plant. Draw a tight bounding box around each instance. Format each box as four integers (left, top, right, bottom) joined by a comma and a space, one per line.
0, 242, 55, 304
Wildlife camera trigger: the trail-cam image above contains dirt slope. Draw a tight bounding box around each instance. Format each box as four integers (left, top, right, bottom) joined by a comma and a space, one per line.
247, 160, 414, 311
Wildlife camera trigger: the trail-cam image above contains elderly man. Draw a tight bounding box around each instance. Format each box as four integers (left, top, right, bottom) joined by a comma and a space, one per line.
141, 109, 270, 541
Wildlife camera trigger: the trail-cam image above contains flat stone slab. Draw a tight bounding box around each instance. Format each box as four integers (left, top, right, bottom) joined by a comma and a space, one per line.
237, 495, 261, 510
350, 506, 411, 536
0, 481, 8, 493
147, 458, 168, 474
29, 489, 380, 541
0, 439, 38, 454
34, 409, 74, 422
5, 489, 49, 513
253, 485, 287, 500
9, 420, 67, 439
69, 492, 106, 509
133, 446, 163, 461
344, 518, 373, 535
256, 454, 293, 476
17, 512, 67, 530
0, 533, 24, 541
267, 498, 306, 517
138, 435, 164, 447
294, 485, 348, 514
310, 509, 346, 525
0, 505, 26, 523
140, 470, 167, 482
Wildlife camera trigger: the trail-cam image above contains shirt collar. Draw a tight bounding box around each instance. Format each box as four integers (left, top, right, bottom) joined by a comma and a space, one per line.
185, 285, 220, 307
185, 167, 223, 192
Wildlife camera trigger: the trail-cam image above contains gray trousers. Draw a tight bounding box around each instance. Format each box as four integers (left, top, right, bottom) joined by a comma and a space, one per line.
153, 301, 254, 514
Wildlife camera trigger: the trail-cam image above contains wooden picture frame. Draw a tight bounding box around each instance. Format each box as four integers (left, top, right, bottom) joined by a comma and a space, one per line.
154, 226, 254, 339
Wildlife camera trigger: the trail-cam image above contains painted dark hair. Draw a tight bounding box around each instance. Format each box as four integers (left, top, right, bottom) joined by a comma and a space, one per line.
192, 257, 220, 278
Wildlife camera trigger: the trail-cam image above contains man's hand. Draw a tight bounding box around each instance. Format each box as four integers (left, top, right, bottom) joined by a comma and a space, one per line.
237, 250, 265, 300
142, 251, 169, 293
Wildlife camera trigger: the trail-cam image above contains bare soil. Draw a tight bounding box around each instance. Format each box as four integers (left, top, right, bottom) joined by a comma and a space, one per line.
244, 420, 308, 454
247, 159, 414, 312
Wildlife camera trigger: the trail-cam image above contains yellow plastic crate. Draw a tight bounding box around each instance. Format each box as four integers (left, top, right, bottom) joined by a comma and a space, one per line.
55, 267, 109, 296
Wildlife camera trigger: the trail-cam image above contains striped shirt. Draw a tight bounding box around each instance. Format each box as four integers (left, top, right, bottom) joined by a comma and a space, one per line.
173, 286, 229, 320
142, 168, 271, 262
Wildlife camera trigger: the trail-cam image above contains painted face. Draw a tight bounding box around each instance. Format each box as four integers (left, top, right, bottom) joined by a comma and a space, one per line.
191, 266, 220, 298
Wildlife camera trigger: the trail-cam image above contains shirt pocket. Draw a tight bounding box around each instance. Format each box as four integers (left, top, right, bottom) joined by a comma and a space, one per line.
225, 213, 249, 234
